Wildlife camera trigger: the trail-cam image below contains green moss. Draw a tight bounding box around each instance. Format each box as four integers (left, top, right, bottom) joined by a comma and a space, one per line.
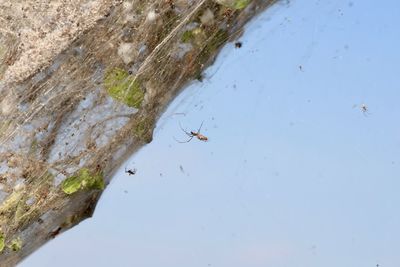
61, 168, 104, 195
134, 117, 154, 143
181, 30, 194, 43
181, 28, 210, 46
217, 0, 251, 9
104, 68, 144, 108
233, 0, 251, 9
0, 232, 4, 253
8, 238, 22, 252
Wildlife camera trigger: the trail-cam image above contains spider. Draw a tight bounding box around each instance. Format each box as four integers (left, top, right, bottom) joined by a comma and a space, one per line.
125, 167, 137, 176
175, 122, 208, 143
360, 103, 370, 116
235, 41, 242, 48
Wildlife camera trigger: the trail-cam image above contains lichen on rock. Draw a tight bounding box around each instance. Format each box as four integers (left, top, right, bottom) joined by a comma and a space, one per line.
133, 115, 155, 143
181, 30, 195, 43
215, 0, 252, 9
104, 68, 144, 109
61, 168, 105, 195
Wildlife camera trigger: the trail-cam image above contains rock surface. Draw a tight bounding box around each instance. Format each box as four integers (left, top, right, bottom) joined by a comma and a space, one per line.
0, 0, 276, 265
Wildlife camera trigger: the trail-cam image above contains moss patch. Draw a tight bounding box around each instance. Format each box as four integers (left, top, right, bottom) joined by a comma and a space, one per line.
134, 116, 154, 143
0, 232, 4, 253
233, 0, 251, 9
181, 30, 194, 43
217, 0, 251, 9
104, 68, 144, 108
8, 238, 22, 252
61, 168, 104, 195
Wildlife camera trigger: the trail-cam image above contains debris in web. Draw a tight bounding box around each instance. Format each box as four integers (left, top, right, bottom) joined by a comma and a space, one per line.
0, 0, 277, 264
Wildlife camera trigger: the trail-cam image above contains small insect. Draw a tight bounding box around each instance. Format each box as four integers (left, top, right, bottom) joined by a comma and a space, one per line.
235, 41, 242, 48
360, 103, 370, 116
125, 167, 137, 176
299, 65, 303, 71
175, 122, 208, 143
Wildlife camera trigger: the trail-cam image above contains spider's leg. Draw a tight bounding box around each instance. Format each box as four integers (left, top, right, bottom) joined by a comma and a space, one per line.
363, 111, 371, 117
174, 136, 194, 143
197, 121, 204, 134
179, 122, 192, 137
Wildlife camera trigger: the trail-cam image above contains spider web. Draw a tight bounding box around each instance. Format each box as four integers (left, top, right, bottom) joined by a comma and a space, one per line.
0, 0, 276, 264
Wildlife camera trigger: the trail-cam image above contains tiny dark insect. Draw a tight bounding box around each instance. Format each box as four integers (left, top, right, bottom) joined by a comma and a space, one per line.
175, 122, 208, 143
299, 65, 303, 71
235, 41, 242, 48
360, 103, 370, 116
49, 227, 62, 239
125, 167, 137, 176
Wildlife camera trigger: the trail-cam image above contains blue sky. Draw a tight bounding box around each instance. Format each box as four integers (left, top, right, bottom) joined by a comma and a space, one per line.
21, 0, 400, 266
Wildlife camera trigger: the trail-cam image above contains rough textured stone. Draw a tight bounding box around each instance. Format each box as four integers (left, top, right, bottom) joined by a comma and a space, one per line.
0, 0, 276, 265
